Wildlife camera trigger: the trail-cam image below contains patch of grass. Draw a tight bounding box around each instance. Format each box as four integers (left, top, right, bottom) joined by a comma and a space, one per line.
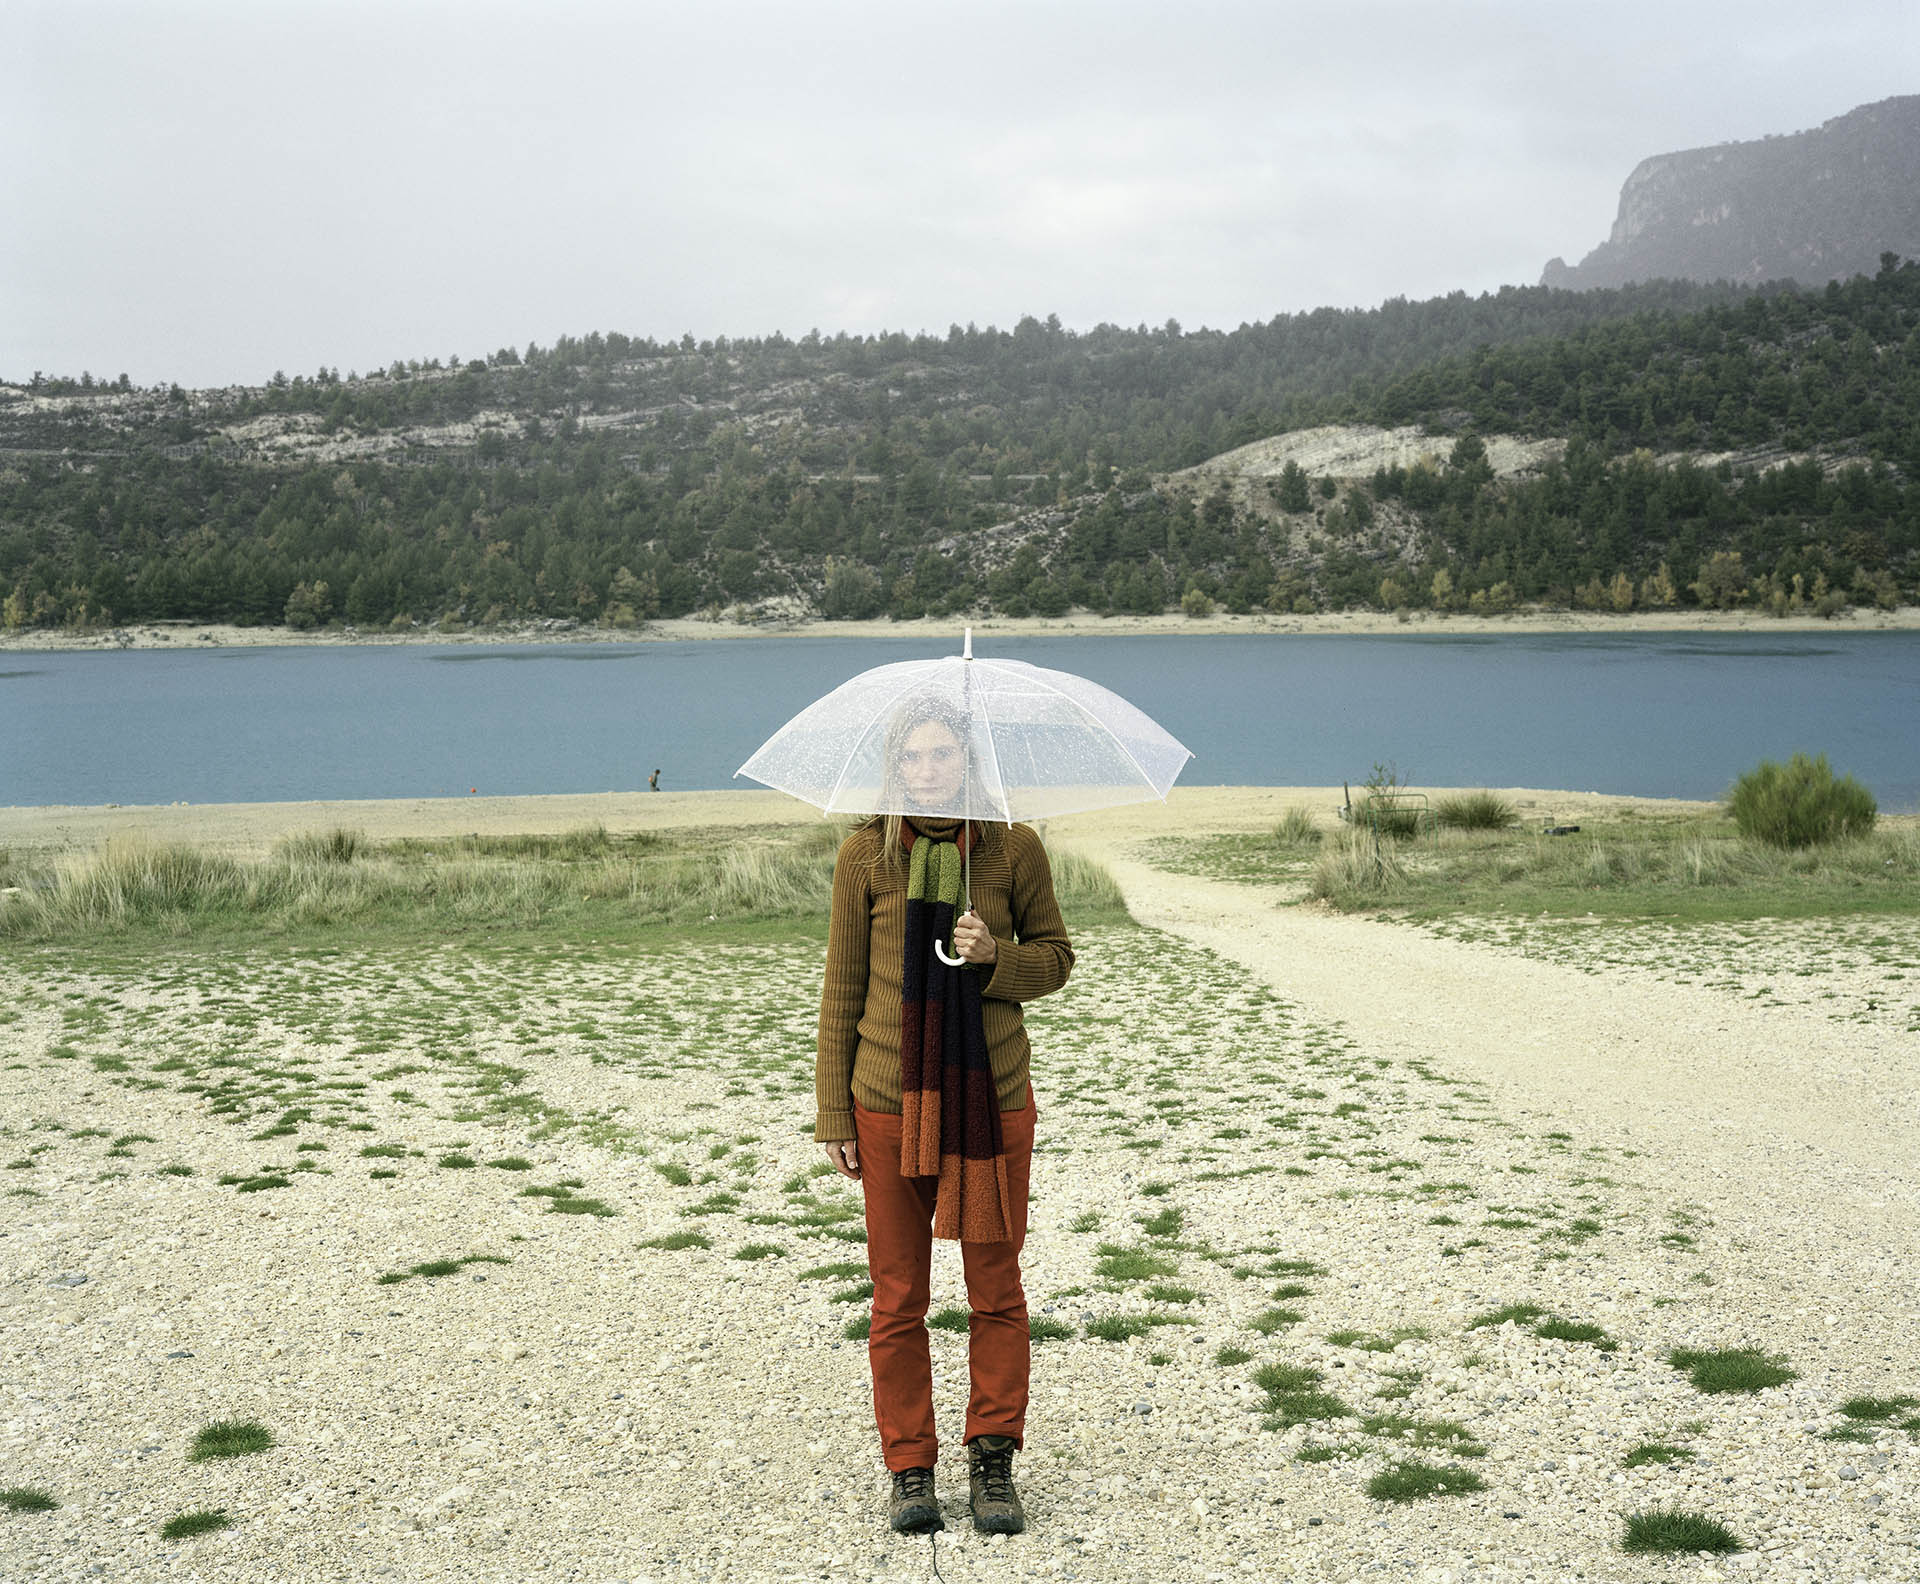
1136, 1207, 1184, 1238
1144, 1284, 1203, 1305
1274, 806, 1323, 846
546, 1194, 615, 1216
799, 1260, 866, 1281
231, 1174, 290, 1194
488, 1156, 533, 1171
1268, 1258, 1326, 1277
1838, 1394, 1919, 1423
437, 1153, 477, 1169
1093, 1247, 1179, 1282
1360, 1415, 1487, 1457
160, 1508, 233, 1540
1620, 1508, 1742, 1556
1325, 1325, 1426, 1352
1085, 1315, 1153, 1342
1253, 1363, 1351, 1429
158, 1163, 194, 1176
639, 1231, 710, 1251
1366, 1461, 1486, 1503
369, 1168, 399, 1180
0, 1486, 58, 1513
359, 1143, 408, 1159
733, 1243, 784, 1261
1270, 1281, 1313, 1299
1029, 1318, 1075, 1343
188, 1420, 274, 1462
1308, 811, 1920, 922
1214, 1345, 1252, 1366
1668, 1346, 1796, 1394
1436, 791, 1518, 831
843, 1315, 871, 1340
1067, 1211, 1101, 1233
928, 1307, 972, 1334
653, 1161, 693, 1186
377, 1253, 511, 1284
1622, 1443, 1696, 1468
1248, 1306, 1304, 1335
1532, 1317, 1618, 1353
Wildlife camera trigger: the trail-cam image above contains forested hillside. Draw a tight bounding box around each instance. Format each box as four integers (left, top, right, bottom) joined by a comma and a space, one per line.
1, 264, 1915, 632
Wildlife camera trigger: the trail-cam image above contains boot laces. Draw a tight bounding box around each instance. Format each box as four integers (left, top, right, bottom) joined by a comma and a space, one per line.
894, 1466, 934, 1501
974, 1443, 1014, 1503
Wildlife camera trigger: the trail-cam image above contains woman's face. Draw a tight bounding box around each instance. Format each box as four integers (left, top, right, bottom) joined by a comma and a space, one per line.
899, 720, 965, 809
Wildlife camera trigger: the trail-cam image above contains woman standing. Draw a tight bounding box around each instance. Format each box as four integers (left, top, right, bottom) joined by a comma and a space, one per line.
815, 698, 1074, 1535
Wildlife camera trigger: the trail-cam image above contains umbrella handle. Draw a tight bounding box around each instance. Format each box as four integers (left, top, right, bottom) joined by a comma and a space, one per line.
934, 939, 966, 967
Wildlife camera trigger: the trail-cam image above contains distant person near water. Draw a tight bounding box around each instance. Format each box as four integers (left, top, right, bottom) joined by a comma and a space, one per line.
648, 768, 660, 792
816, 695, 1074, 1536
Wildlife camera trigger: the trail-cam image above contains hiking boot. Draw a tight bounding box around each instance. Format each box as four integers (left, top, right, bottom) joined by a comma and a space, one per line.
888, 1465, 944, 1533
967, 1434, 1026, 1534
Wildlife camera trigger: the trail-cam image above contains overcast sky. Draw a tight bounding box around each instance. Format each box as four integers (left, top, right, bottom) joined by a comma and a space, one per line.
7, 0, 1917, 388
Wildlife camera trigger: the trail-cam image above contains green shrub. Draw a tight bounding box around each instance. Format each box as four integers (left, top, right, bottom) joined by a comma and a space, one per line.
1436, 791, 1517, 830
1274, 807, 1323, 846
1307, 831, 1406, 902
1621, 1508, 1741, 1555
1668, 1346, 1796, 1394
160, 1509, 232, 1539
0, 1487, 58, 1513
1365, 1460, 1486, 1502
1728, 753, 1875, 849
274, 828, 363, 864
188, 1420, 274, 1461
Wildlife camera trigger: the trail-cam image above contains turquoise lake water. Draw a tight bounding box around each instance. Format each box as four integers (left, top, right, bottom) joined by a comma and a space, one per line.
5, 631, 1917, 811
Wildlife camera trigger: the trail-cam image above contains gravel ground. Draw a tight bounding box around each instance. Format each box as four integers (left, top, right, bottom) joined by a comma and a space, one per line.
3, 815, 1918, 1582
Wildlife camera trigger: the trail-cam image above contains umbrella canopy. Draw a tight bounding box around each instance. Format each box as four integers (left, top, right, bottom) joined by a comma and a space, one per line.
735, 630, 1192, 823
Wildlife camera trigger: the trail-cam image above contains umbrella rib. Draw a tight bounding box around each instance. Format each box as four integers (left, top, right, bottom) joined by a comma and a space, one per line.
971, 658, 1185, 799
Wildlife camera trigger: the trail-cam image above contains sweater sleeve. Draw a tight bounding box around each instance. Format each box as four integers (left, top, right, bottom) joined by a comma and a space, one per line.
815, 831, 871, 1142
981, 827, 1075, 1004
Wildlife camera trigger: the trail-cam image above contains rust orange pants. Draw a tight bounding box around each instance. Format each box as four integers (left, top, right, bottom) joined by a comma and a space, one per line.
853, 1086, 1036, 1471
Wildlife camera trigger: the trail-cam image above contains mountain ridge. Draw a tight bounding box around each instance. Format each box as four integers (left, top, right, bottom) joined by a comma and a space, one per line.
1544, 95, 1920, 291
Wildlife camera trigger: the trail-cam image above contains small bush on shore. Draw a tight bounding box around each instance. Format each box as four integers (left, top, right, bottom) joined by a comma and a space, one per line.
274, 828, 363, 864
1435, 791, 1517, 830
0, 1487, 58, 1513
1307, 831, 1406, 902
1274, 806, 1322, 846
1728, 753, 1876, 848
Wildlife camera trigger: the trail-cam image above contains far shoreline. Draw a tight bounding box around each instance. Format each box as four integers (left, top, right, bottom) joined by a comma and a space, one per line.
2, 604, 1917, 652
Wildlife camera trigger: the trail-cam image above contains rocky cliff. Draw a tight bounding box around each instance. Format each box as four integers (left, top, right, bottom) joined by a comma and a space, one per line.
1543, 95, 1920, 290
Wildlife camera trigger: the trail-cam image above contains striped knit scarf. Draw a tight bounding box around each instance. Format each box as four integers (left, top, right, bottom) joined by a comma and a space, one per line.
898, 821, 1013, 1243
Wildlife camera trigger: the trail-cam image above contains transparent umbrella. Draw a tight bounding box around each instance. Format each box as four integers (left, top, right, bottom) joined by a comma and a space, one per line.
736, 629, 1192, 956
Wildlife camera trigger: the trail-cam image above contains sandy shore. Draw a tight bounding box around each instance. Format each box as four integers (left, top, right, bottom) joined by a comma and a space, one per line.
3, 605, 1917, 652
0, 784, 1720, 860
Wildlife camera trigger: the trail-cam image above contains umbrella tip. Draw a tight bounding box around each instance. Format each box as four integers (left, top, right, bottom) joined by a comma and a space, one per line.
963, 625, 973, 660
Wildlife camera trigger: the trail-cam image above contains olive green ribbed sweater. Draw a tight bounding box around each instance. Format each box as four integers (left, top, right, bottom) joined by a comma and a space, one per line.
814, 818, 1074, 1143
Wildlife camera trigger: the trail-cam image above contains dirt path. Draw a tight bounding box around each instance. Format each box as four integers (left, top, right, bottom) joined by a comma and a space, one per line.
1069, 842, 1920, 1301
